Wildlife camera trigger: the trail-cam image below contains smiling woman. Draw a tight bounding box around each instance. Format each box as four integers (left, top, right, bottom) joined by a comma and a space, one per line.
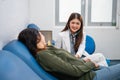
55, 12, 108, 67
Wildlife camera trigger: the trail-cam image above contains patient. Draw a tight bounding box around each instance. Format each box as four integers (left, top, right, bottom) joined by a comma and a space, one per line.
18, 28, 120, 80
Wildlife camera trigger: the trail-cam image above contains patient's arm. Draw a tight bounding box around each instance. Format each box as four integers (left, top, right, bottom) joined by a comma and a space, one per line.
36, 51, 96, 77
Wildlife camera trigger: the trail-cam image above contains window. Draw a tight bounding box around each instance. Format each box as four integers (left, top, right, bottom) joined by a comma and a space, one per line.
88, 0, 117, 26
55, 0, 117, 26
55, 0, 85, 26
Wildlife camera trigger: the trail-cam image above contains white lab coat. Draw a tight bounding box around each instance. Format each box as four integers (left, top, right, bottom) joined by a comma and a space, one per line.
55, 30, 108, 67
55, 30, 89, 57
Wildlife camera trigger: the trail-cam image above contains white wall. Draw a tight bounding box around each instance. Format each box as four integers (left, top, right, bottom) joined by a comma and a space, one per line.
0, 0, 29, 49
29, 0, 54, 30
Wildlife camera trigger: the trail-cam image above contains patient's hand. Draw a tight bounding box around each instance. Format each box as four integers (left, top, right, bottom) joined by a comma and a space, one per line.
83, 57, 99, 68
93, 62, 99, 68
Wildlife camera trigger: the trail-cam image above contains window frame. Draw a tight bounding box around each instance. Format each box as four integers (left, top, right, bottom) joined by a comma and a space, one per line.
55, 0, 86, 26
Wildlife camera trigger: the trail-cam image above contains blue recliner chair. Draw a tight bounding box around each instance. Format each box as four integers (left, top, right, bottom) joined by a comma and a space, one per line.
2, 40, 58, 80
85, 35, 110, 65
2, 24, 57, 80
0, 50, 42, 80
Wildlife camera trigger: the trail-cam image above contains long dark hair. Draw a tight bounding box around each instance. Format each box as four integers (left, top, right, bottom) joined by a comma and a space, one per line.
18, 28, 40, 57
62, 13, 84, 53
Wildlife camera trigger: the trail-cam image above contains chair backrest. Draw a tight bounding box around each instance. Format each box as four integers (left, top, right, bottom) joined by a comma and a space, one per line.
0, 50, 42, 80
2, 40, 57, 80
85, 35, 96, 54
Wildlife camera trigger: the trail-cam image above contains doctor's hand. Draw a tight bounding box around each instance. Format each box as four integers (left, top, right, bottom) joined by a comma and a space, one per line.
75, 54, 82, 59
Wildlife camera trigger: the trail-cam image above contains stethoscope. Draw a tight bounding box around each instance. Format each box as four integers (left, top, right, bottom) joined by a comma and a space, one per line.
68, 28, 81, 45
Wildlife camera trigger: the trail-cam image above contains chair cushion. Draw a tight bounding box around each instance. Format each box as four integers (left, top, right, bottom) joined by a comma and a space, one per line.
2, 40, 57, 80
0, 50, 42, 80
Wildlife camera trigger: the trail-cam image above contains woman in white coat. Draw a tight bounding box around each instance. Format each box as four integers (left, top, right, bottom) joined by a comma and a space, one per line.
55, 12, 108, 67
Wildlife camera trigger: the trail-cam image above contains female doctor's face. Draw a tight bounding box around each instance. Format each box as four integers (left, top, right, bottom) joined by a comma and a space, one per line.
69, 18, 81, 34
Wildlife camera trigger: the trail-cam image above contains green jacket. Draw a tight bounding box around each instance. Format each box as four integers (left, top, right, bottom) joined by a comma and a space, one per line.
36, 46, 96, 80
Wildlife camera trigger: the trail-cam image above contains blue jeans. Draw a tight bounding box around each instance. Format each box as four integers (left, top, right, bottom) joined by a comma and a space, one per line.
93, 64, 120, 80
